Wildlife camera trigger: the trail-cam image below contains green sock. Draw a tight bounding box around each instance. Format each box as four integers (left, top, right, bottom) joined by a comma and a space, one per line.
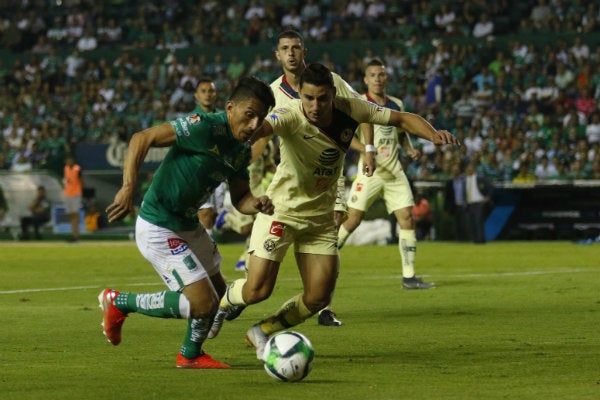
180, 318, 211, 359
115, 291, 183, 318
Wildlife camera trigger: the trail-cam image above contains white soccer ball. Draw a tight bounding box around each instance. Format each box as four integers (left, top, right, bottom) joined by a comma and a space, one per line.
263, 331, 314, 382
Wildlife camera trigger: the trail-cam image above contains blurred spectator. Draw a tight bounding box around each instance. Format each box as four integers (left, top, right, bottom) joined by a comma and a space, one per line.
535, 155, 558, 180
530, 0, 552, 29
472, 13, 494, 39
19, 185, 51, 240
435, 3, 456, 32
11, 153, 32, 172
226, 55, 246, 81
346, 0, 365, 19
300, 0, 321, 22
77, 27, 98, 52
281, 8, 302, 30
244, 0, 265, 20
412, 191, 433, 241
465, 162, 493, 243
443, 163, 468, 241
513, 162, 537, 183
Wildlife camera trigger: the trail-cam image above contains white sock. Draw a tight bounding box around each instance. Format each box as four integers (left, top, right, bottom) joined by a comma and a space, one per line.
399, 229, 416, 278
179, 293, 191, 319
337, 224, 351, 249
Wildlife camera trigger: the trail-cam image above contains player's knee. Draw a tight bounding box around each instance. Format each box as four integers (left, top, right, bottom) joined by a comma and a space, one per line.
302, 294, 331, 314
245, 286, 273, 304
189, 298, 219, 319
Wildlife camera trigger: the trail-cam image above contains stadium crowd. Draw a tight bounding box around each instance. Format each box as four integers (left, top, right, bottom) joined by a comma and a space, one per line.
1, 0, 600, 182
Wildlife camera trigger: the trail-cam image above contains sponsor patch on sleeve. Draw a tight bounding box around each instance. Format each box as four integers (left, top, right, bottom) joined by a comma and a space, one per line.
186, 113, 202, 125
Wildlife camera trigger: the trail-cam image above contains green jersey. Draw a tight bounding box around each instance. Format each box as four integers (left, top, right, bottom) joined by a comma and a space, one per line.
139, 111, 251, 231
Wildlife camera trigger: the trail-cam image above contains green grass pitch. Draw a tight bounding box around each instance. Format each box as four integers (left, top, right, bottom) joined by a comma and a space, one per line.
1, 241, 598, 400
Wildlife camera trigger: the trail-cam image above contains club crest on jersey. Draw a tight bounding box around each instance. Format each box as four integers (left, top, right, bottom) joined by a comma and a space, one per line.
263, 239, 277, 253
340, 128, 353, 143
186, 113, 202, 125
168, 237, 189, 255
356, 183, 363, 192
269, 221, 285, 237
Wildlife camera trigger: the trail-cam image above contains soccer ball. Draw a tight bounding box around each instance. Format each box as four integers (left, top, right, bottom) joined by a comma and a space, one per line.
263, 331, 314, 382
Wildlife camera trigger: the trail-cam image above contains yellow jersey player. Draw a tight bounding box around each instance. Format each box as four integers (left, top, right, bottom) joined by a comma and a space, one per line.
338, 58, 435, 289
210, 63, 459, 360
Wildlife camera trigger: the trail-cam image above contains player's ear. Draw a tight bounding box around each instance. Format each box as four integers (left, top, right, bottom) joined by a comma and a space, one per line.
225, 100, 234, 114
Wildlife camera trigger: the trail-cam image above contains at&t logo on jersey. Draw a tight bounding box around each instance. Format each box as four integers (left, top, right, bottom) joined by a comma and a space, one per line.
168, 237, 189, 255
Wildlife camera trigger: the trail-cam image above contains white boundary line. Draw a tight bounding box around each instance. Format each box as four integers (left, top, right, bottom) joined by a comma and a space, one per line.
0, 268, 596, 295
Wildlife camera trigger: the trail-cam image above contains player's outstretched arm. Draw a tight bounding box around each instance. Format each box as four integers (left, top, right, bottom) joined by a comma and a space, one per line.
106, 123, 176, 222
389, 111, 460, 146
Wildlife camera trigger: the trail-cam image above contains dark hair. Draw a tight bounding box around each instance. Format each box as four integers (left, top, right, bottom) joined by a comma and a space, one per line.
277, 30, 304, 46
300, 63, 334, 89
196, 76, 214, 87
229, 76, 275, 110
365, 57, 385, 68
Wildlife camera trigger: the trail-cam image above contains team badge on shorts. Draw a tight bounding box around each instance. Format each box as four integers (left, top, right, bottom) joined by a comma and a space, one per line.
269, 221, 285, 237
183, 255, 197, 271
263, 239, 277, 253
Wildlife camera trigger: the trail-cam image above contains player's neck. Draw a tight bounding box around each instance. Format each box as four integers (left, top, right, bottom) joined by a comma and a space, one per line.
367, 92, 387, 105
201, 105, 215, 113
283, 70, 302, 93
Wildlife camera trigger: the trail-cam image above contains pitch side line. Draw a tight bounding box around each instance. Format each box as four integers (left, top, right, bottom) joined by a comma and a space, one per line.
0, 268, 596, 295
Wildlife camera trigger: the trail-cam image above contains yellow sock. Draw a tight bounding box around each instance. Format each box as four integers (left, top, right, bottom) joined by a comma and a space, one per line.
259, 294, 313, 335
220, 278, 247, 307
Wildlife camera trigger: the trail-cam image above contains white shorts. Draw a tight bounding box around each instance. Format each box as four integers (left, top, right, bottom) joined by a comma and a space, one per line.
64, 195, 82, 214
347, 172, 414, 213
135, 216, 222, 291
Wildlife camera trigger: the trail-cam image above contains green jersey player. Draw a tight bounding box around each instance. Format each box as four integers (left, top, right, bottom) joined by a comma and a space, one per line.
98, 76, 275, 369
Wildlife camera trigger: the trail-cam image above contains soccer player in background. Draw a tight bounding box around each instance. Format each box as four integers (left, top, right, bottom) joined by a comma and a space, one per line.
338, 58, 435, 289
193, 77, 228, 234
211, 63, 459, 361
98, 76, 275, 369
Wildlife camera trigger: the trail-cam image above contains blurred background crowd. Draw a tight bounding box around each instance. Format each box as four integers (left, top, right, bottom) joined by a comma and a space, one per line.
1, 0, 600, 184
